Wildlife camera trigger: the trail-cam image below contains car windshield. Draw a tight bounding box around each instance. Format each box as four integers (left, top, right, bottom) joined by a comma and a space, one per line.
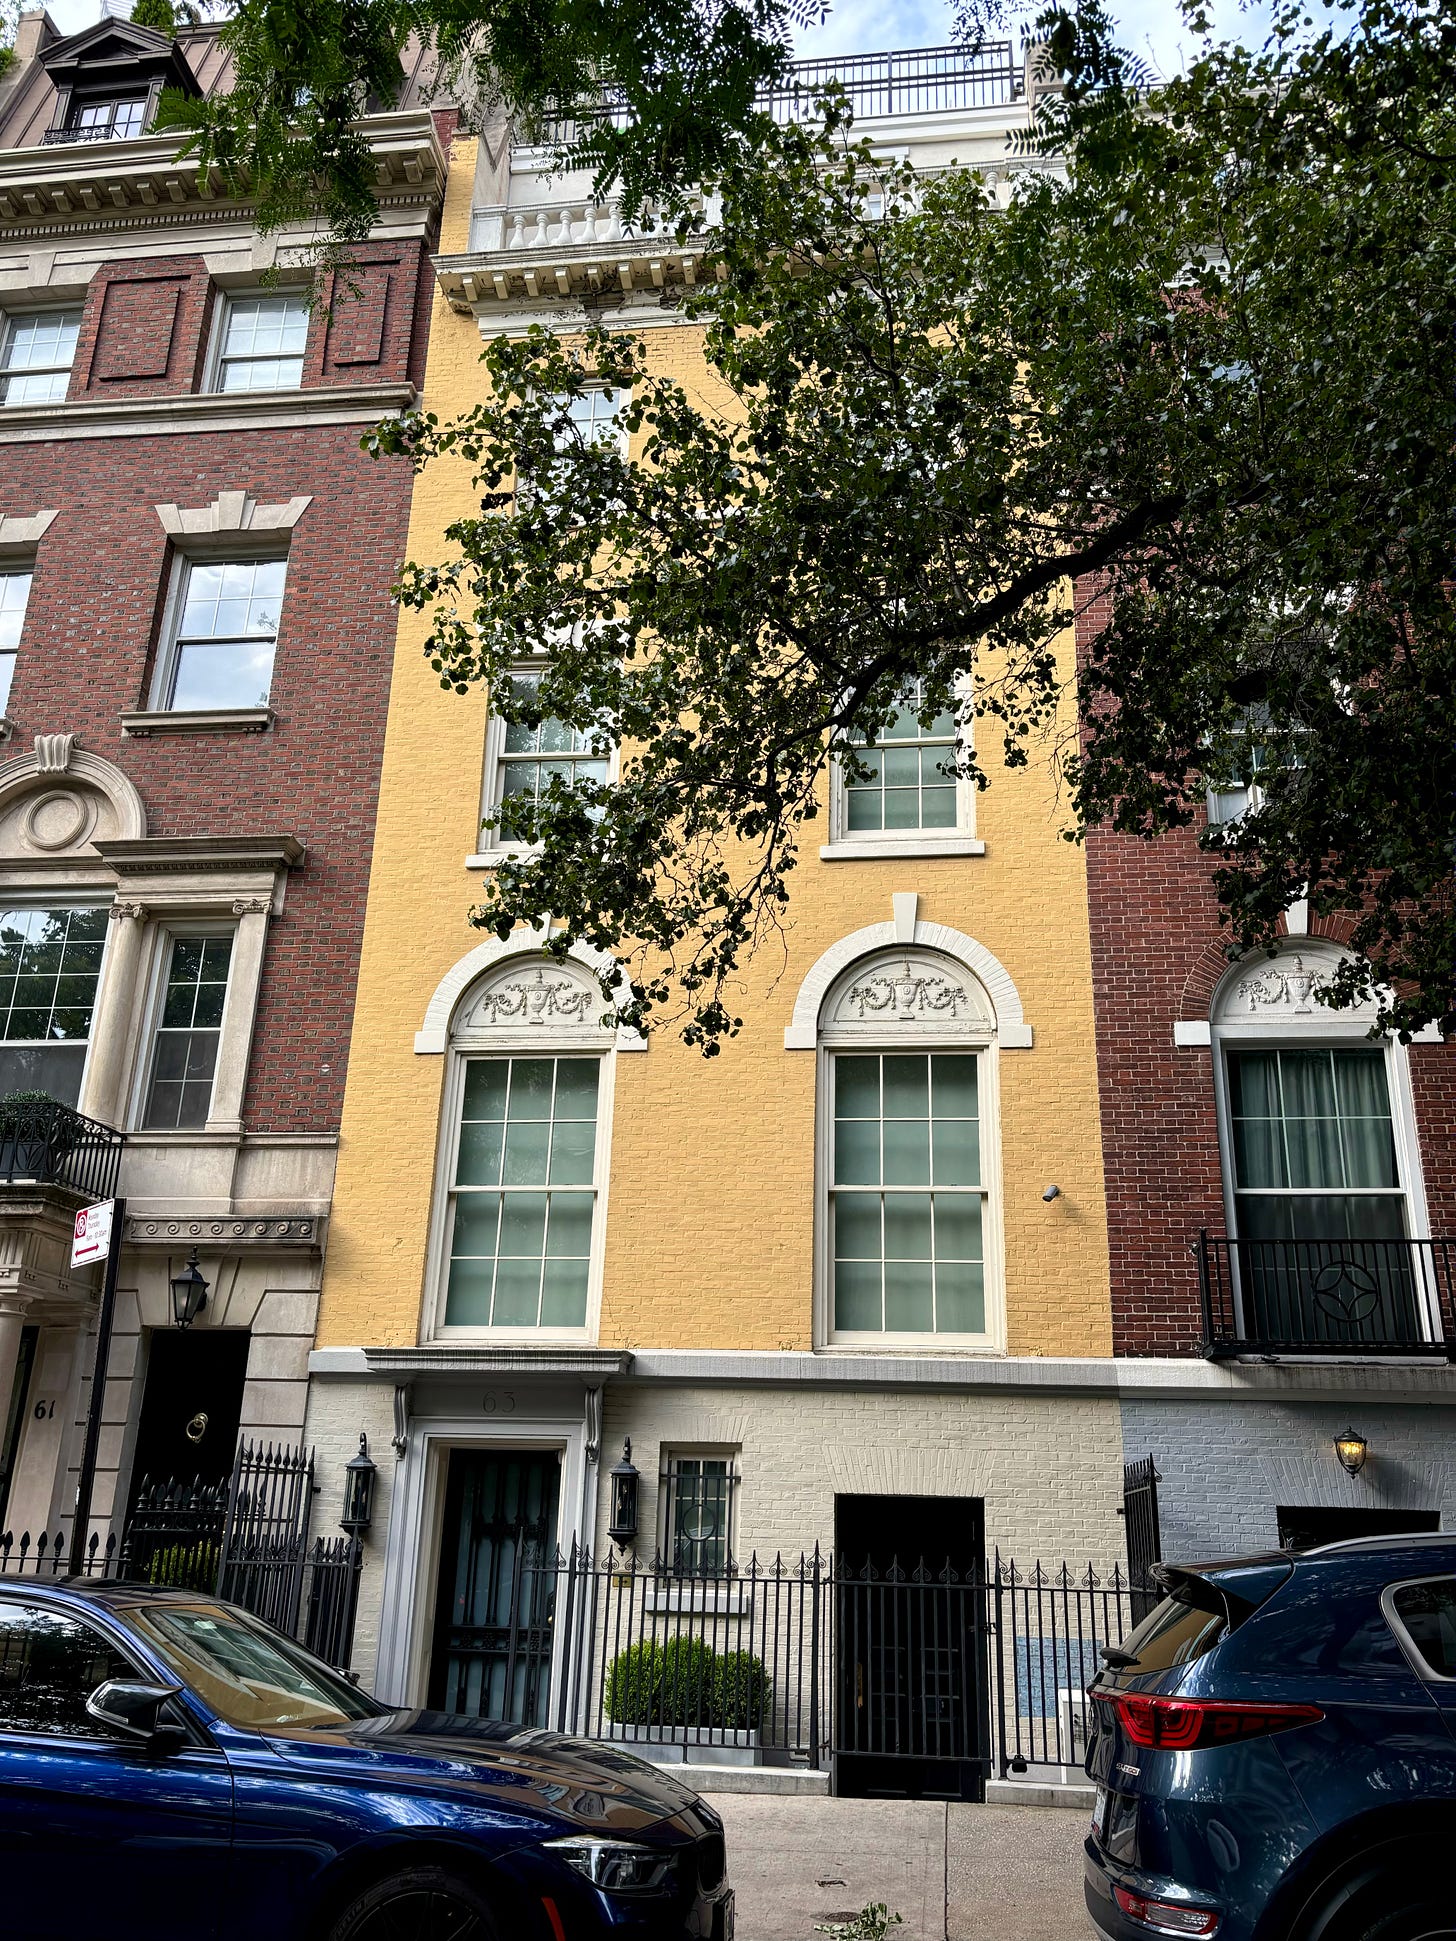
126, 1602, 382, 1730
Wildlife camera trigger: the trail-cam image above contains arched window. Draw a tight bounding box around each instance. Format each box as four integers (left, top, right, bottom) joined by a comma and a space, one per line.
428, 951, 617, 1339
1209, 939, 1434, 1349
815, 947, 1004, 1348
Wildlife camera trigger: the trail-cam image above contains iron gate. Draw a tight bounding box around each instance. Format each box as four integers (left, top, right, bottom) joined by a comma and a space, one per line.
834, 1559, 989, 1799
1120, 1456, 1162, 1623
429, 1449, 562, 1722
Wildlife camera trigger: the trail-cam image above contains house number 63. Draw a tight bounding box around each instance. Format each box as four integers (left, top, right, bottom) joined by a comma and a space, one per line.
482, 1391, 516, 1415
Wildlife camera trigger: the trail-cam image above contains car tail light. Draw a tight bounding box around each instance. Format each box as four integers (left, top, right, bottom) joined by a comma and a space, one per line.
1113, 1885, 1220, 1934
1093, 1690, 1323, 1750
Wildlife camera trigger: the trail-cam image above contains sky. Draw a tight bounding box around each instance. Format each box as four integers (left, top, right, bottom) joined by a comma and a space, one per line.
36, 0, 1287, 76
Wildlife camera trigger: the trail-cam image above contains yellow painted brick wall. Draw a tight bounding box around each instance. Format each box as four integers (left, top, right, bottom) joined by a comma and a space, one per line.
318, 136, 1112, 1357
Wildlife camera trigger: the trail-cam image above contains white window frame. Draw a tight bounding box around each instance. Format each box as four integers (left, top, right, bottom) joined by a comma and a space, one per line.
0, 308, 82, 408
0, 900, 111, 1109
134, 923, 238, 1133
823, 674, 985, 860
814, 957, 1005, 1353
149, 547, 289, 716
0, 566, 33, 718
1209, 952, 1436, 1342
425, 971, 617, 1342
205, 288, 310, 396
468, 658, 618, 867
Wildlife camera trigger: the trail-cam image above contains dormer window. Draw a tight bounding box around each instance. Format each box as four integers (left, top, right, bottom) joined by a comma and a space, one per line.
64, 96, 148, 141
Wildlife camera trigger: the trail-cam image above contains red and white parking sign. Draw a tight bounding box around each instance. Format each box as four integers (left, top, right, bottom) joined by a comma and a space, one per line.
71, 1199, 115, 1269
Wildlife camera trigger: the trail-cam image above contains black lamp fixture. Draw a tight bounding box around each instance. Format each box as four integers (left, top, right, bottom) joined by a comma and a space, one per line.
1334, 1427, 1370, 1477
607, 1438, 640, 1546
169, 1249, 209, 1329
340, 1433, 377, 1535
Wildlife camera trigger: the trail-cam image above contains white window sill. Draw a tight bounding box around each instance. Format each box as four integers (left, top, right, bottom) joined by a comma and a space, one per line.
820, 836, 986, 861
642, 1582, 754, 1615
122, 707, 274, 737
816, 1340, 1005, 1356
465, 845, 538, 868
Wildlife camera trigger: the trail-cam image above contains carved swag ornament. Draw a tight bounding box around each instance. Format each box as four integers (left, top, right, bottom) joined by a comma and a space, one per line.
843, 959, 974, 1024
472, 966, 597, 1029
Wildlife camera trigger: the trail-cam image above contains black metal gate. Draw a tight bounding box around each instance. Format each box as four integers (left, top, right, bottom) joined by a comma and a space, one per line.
429, 1449, 562, 1723
1121, 1456, 1162, 1623
217, 1440, 317, 1634
833, 1561, 989, 1800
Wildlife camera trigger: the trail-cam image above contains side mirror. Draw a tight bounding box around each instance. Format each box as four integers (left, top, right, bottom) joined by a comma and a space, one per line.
86, 1679, 187, 1751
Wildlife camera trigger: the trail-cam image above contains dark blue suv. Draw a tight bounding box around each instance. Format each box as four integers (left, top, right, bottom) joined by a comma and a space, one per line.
0, 1579, 733, 1941
1085, 1534, 1456, 1941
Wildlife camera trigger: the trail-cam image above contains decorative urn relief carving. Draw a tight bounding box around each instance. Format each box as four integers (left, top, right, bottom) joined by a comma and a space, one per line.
465, 962, 602, 1031
826, 951, 993, 1037
1235, 954, 1325, 1015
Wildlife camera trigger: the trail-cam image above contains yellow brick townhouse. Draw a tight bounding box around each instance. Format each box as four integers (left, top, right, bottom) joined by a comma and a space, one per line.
305, 47, 1123, 1801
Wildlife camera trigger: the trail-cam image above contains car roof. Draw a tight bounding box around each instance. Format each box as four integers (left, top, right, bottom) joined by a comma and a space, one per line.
1300, 1531, 1456, 1559
0, 1578, 216, 1606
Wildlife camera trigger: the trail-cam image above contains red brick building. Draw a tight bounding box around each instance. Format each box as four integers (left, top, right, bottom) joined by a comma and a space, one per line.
0, 8, 446, 1551
1079, 585, 1456, 1559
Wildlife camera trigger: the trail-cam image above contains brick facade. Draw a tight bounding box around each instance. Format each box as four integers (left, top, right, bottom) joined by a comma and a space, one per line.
1078, 583, 1456, 1356
4, 426, 415, 1130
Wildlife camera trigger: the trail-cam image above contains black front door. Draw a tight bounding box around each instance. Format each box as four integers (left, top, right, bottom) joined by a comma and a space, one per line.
428, 1449, 561, 1723
834, 1492, 987, 1802
128, 1330, 250, 1510
1276, 1505, 1441, 1551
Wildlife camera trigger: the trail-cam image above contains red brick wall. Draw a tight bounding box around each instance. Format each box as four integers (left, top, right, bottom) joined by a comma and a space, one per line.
1078, 583, 1456, 1355
3, 423, 415, 1136
71, 242, 432, 404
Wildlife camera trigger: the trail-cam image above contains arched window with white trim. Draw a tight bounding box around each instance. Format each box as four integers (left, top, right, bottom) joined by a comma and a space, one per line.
816, 947, 1005, 1349
1209, 939, 1435, 1351
428, 951, 616, 1339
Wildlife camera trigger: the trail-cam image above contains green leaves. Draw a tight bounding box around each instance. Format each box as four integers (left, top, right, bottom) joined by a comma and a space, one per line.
380, 1, 1456, 1046
154, 0, 805, 248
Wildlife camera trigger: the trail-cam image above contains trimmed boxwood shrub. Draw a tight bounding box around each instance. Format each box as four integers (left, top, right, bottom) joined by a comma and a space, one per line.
146, 1542, 220, 1591
604, 1635, 769, 1729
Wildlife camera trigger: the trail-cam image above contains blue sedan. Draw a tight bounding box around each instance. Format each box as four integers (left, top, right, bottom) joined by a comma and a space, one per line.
0, 1579, 734, 1941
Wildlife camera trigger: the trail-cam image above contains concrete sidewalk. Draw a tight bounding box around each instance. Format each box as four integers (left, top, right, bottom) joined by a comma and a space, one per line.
703, 1794, 1091, 1941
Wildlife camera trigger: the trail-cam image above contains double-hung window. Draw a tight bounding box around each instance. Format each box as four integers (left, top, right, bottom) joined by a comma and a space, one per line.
830, 1051, 986, 1336
843, 681, 959, 835
156, 557, 286, 712
558, 386, 629, 453
443, 1056, 600, 1330
0, 906, 107, 1106
487, 673, 610, 847
143, 935, 234, 1129
213, 294, 308, 393
0, 310, 80, 406
0, 571, 31, 714
1227, 1048, 1405, 1243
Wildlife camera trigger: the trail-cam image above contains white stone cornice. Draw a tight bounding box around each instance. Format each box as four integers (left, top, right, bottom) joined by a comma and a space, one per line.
0, 382, 417, 444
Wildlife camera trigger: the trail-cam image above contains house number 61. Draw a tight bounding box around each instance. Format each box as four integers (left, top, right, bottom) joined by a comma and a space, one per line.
481, 1391, 516, 1415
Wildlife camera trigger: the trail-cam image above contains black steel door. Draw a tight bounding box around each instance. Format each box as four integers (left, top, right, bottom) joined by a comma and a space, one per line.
833, 1493, 988, 1801
429, 1449, 561, 1722
128, 1329, 250, 1508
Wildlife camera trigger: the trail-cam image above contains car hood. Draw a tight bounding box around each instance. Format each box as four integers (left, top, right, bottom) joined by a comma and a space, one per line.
261, 1709, 706, 1834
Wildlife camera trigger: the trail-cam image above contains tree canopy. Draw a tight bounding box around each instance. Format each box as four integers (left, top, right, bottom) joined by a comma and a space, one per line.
151, 0, 809, 245
368, 0, 1456, 1048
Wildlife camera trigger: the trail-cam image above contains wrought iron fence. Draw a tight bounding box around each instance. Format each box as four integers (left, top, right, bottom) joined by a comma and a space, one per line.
0, 1442, 362, 1671
0, 1098, 124, 1201
479, 1547, 1144, 1785
535, 43, 1022, 147
1197, 1231, 1456, 1358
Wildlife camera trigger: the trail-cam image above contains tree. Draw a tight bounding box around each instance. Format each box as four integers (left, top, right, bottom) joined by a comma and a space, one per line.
152, 0, 811, 248
370, 0, 1456, 1048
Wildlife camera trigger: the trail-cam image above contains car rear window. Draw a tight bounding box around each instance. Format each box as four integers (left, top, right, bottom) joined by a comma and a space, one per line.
1114, 1591, 1225, 1671
1388, 1578, 1456, 1678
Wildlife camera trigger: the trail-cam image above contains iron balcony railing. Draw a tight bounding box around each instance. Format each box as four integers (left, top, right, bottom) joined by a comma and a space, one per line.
0, 1098, 124, 1202
1196, 1230, 1456, 1359
535, 42, 1022, 146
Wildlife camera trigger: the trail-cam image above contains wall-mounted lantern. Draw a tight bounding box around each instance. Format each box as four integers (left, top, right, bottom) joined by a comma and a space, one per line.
607, 1438, 640, 1546
340, 1433, 378, 1534
169, 1249, 209, 1329
1334, 1427, 1370, 1477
